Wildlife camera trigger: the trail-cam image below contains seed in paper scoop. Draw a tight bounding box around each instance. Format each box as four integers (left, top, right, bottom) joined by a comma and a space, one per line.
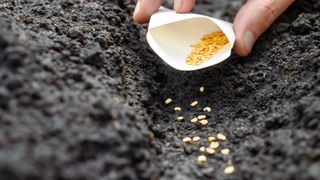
224, 165, 235, 174
182, 137, 192, 143
190, 101, 198, 107
199, 119, 208, 126
165, 98, 172, 104
197, 155, 207, 164
176, 116, 184, 121
192, 136, 201, 142
210, 141, 219, 149
190, 117, 198, 123
217, 133, 227, 141
186, 31, 229, 66
221, 148, 230, 155
174, 107, 182, 111
203, 107, 211, 112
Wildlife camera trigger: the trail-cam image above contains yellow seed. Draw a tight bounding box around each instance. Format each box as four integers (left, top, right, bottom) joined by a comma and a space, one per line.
192, 136, 200, 142
186, 31, 229, 66
199, 119, 208, 126
197, 115, 206, 119
197, 155, 207, 164
210, 141, 219, 148
165, 98, 172, 104
190, 117, 198, 123
208, 136, 216, 142
203, 107, 211, 112
217, 133, 227, 141
206, 147, 215, 154
176, 116, 184, 121
182, 137, 192, 143
174, 107, 182, 111
199, 146, 205, 152
190, 101, 198, 107
221, 148, 230, 155
224, 165, 235, 174
200, 86, 204, 92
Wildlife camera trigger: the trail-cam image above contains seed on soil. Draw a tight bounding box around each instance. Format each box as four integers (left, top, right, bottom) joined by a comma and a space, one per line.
221, 148, 230, 155
197, 115, 206, 119
165, 98, 172, 104
199, 119, 208, 126
200, 86, 204, 92
197, 155, 207, 164
190, 117, 198, 123
224, 165, 235, 174
217, 133, 227, 141
176, 116, 184, 121
203, 107, 211, 112
182, 137, 192, 143
174, 107, 182, 111
206, 147, 215, 154
149, 132, 155, 140
199, 146, 205, 152
208, 136, 216, 142
190, 101, 198, 107
192, 136, 201, 142
210, 141, 219, 148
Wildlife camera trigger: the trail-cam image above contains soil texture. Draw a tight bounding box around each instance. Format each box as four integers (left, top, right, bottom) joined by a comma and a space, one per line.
0, 0, 319, 179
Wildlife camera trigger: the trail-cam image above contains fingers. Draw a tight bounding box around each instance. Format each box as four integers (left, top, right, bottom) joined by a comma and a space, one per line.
233, 0, 295, 56
133, 0, 162, 24
133, 0, 196, 24
174, 0, 196, 13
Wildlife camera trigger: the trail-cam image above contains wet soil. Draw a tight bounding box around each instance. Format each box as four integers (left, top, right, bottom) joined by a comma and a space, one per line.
0, 0, 319, 180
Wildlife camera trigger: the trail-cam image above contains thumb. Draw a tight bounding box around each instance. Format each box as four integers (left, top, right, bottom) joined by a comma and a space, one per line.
133, 0, 162, 24
233, 0, 294, 56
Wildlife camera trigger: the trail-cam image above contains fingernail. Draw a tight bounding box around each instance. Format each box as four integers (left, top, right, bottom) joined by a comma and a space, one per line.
243, 31, 255, 53
174, 0, 183, 11
133, 0, 140, 17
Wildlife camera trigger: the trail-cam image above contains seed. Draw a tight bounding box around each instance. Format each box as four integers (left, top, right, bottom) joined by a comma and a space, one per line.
197, 155, 207, 164
224, 165, 235, 174
203, 107, 211, 112
199, 146, 205, 152
190, 117, 198, 123
221, 148, 230, 155
190, 101, 198, 107
199, 119, 208, 126
197, 115, 206, 119
176, 116, 184, 121
217, 133, 227, 141
186, 31, 229, 66
210, 141, 219, 148
200, 86, 204, 92
174, 107, 182, 111
165, 98, 172, 104
207, 136, 216, 142
182, 137, 192, 143
206, 147, 215, 154
192, 136, 200, 142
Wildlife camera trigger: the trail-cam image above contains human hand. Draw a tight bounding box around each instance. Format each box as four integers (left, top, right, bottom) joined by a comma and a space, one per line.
133, 0, 295, 56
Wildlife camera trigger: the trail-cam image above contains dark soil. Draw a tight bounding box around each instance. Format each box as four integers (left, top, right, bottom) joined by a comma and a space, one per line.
0, 0, 319, 180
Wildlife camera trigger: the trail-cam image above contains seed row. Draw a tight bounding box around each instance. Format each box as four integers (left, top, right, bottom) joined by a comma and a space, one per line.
165, 87, 235, 174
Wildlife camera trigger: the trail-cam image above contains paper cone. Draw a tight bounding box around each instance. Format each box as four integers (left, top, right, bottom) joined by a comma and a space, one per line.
146, 7, 235, 71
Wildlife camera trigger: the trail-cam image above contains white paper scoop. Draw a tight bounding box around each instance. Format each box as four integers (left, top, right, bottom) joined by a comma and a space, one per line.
146, 7, 235, 71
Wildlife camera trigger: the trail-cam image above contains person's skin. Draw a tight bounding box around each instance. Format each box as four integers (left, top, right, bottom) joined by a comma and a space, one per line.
133, 0, 295, 56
